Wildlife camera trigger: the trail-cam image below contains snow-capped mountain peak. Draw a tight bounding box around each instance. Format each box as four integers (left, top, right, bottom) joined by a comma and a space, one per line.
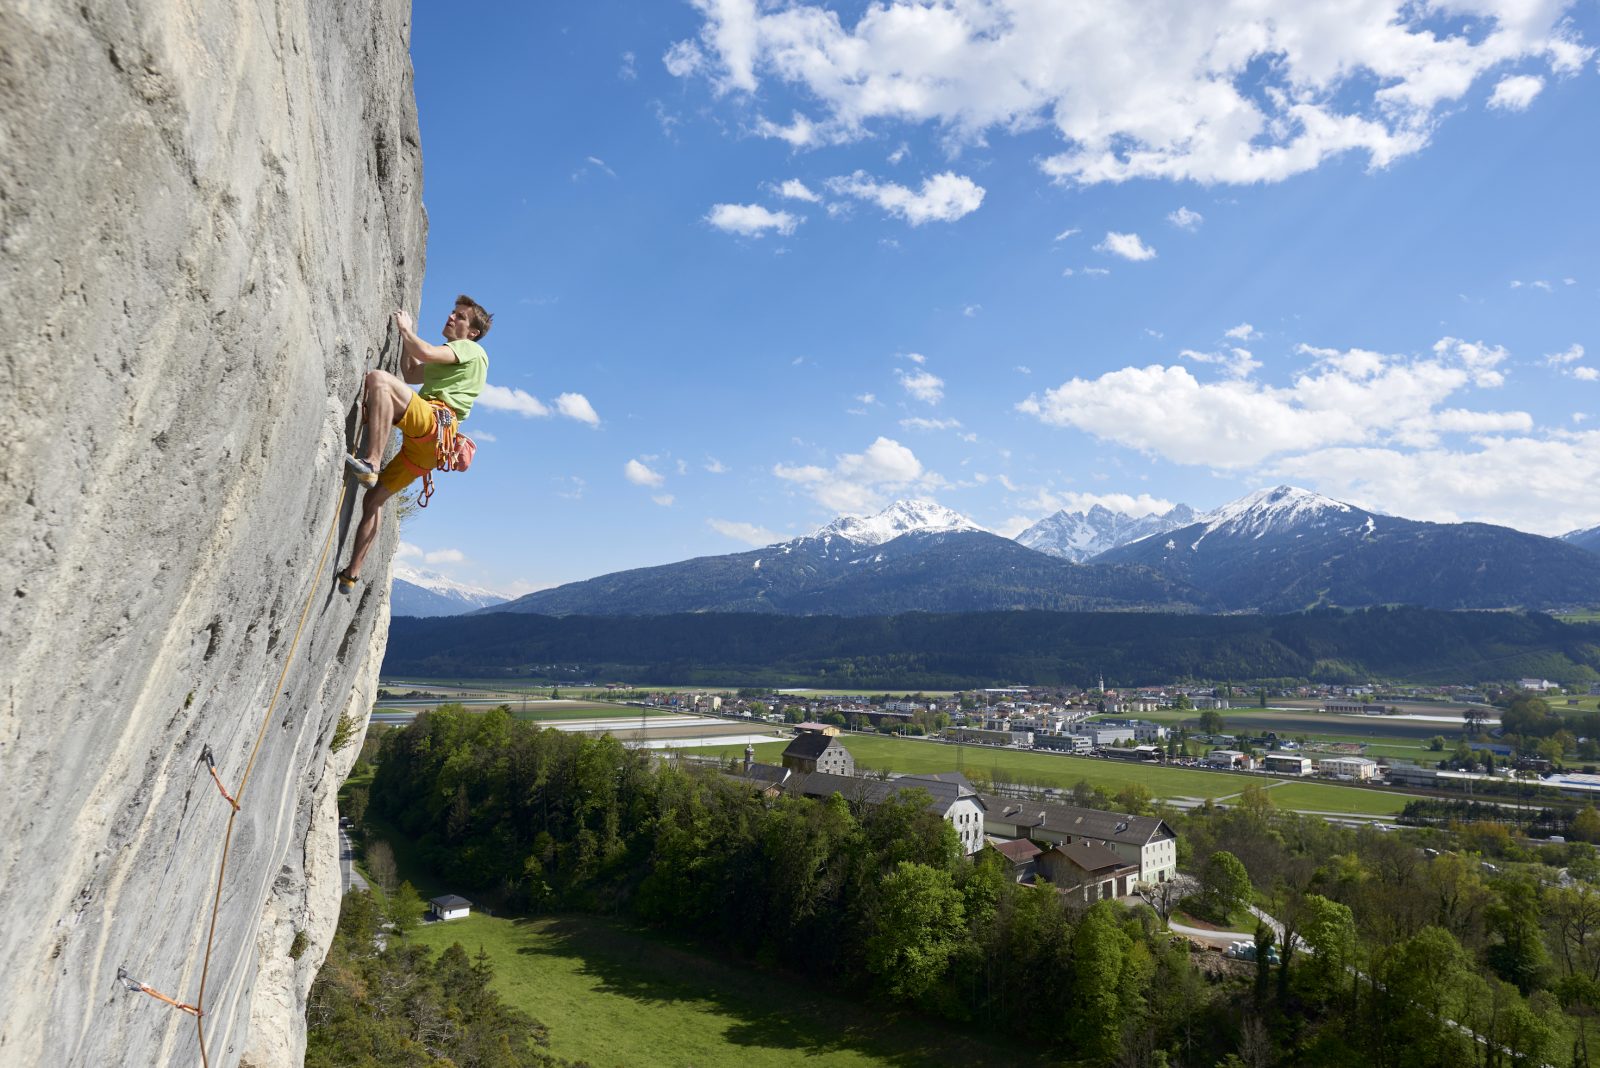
1016, 502, 1197, 562
805, 499, 986, 547
392, 565, 505, 607
1198, 485, 1358, 539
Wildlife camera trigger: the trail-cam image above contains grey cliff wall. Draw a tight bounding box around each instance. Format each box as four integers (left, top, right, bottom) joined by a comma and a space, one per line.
0, 2, 421, 1065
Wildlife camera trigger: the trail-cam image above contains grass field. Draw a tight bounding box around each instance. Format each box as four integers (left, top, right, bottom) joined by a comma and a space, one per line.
409, 913, 1051, 1068
1257, 781, 1408, 816
701, 735, 1416, 816
705, 735, 1261, 799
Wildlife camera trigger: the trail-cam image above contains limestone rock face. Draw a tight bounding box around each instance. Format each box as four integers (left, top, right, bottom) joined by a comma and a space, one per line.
0, 2, 422, 1065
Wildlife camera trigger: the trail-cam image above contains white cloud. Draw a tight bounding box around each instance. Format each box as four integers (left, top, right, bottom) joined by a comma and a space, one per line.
424, 548, 465, 565
1096, 231, 1157, 261
476, 385, 599, 426
1167, 206, 1203, 230
899, 416, 963, 431
1224, 322, 1258, 340
1269, 431, 1600, 536
554, 392, 601, 426
1431, 336, 1508, 388
1180, 346, 1260, 379
774, 436, 939, 512
896, 367, 945, 404
619, 51, 637, 80
1545, 344, 1585, 367
1053, 227, 1081, 241
706, 202, 800, 237
396, 541, 423, 560
477, 384, 551, 418
667, 1, 1589, 184
1082, 267, 1110, 276
704, 457, 730, 473
963, 304, 981, 318
825, 171, 985, 225
708, 518, 783, 545
776, 178, 821, 202
1488, 74, 1545, 111
756, 112, 822, 147
1575, 366, 1600, 382
624, 459, 665, 487
652, 493, 675, 507
1017, 338, 1524, 467
904, 353, 926, 365
470, 430, 497, 443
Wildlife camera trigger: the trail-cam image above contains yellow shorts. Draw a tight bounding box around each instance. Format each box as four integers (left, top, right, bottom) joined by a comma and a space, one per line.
378, 392, 438, 493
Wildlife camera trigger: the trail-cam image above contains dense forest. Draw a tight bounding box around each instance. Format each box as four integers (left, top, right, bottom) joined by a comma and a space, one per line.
338, 704, 1600, 1066
383, 606, 1600, 687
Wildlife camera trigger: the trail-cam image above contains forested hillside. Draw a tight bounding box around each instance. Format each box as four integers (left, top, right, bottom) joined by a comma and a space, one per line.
384, 607, 1600, 687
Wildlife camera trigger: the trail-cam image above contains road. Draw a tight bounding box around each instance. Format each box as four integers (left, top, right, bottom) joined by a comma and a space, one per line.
339, 826, 368, 895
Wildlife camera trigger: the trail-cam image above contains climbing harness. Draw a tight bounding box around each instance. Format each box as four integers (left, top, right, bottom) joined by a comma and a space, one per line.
403, 399, 477, 509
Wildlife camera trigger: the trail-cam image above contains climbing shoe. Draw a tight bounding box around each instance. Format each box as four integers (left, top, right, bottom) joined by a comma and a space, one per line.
336, 569, 358, 595
345, 455, 378, 487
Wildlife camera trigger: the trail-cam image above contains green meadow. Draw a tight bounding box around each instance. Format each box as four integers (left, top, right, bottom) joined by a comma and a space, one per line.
409, 913, 1051, 1068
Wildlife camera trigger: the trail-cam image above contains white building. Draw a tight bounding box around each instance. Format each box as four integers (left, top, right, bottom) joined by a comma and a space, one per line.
982, 795, 1179, 886
1206, 749, 1253, 770
1317, 756, 1379, 781
429, 894, 472, 921
1519, 678, 1557, 692
1087, 725, 1137, 747
782, 771, 988, 854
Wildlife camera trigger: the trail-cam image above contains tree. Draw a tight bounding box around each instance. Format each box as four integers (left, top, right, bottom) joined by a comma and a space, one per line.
1574, 805, 1600, 845
1464, 704, 1488, 738
388, 880, 425, 935
863, 861, 965, 999
1299, 894, 1356, 1006
1199, 710, 1225, 736
1174, 694, 1192, 711
1486, 878, 1551, 994
1428, 735, 1446, 751
365, 839, 397, 895
1200, 850, 1251, 923
1068, 902, 1135, 1063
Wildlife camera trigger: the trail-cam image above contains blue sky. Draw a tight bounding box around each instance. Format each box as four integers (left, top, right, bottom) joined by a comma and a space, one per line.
401, 0, 1599, 597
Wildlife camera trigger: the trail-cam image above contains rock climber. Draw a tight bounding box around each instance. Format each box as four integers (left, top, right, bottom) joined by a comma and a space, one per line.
336, 295, 491, 593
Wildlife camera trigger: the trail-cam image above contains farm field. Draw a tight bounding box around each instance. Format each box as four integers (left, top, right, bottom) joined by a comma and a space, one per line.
1258, 781, 1408, 816
409, 913, 1051, 1068
707, 735, 1259, 799
702, 735, 1415, 816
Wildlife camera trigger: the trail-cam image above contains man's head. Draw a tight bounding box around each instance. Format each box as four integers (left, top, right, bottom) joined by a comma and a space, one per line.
443, 294, 493, 341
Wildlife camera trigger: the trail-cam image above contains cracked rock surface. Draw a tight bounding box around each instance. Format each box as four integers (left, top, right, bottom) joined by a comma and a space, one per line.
0, 2, 421, 1065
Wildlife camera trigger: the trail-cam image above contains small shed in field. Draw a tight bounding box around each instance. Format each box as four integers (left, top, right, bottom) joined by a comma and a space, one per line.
429, 894, 472, 921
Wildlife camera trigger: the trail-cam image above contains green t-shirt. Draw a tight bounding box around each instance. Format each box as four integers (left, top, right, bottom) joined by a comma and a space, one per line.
422, 339, 489, 419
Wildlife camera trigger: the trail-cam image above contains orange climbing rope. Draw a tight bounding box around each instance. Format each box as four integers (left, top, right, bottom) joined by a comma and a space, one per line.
188, 476, 349, 1067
